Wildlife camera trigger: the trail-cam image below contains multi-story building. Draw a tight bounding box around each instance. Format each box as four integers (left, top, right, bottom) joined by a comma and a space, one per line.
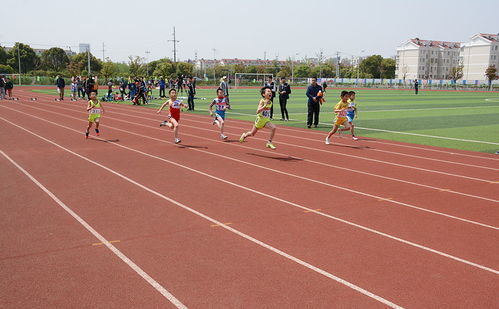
396, 38, 460, 80
460, 33, 499, 81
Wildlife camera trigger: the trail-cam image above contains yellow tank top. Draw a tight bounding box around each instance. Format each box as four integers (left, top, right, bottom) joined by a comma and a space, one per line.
258, 99, 272, 118
88, 100, 102, 115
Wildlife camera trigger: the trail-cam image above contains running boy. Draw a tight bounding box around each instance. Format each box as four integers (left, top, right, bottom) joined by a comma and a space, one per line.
345, 91, 359, 141
209, 88, 231, 140
85, 91, 105, 139
157, 88, 188, 144
325, 91, 351, 145
239, 86, 277, 149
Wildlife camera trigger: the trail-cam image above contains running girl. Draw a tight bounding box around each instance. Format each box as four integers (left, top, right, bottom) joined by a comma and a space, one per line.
85, 91, 105, 139
209, 88, 231, 140
325, 91, 351, 145
157, 88, 188, 144
239, 86, 277, 149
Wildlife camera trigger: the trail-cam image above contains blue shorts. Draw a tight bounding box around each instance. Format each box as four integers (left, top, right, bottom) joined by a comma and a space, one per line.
215, 110, 226, 120
346, 112, 355, 123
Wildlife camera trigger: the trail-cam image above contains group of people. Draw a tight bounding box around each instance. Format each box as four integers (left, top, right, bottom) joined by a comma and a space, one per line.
0, 75, 15, 100
83, 75, 358, 150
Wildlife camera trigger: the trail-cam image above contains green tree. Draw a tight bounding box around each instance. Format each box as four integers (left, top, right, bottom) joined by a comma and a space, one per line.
214, 65, 230, 78
100, 59, 117, 80
71, 52, 102, 75
128, 56, 146, 77
153, 62, 175, 78
40, 47, 70, 72
485, 65, 498, 90
380, 58, 396, 79
234, 64, 245, 73
6, 43, 39, 73
277, 65, 292, 78
449, 65, 464, 89
0, 46, 7, 65
0, 64, 14, 74
246, 65, 257, 73
176, 62, 194, 77
66, 61, 83, 77
360, 55, 383, 78
295, 64, 311, 77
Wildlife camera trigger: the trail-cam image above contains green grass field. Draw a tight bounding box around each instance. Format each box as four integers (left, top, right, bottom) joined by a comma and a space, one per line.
31, 87, 499, 153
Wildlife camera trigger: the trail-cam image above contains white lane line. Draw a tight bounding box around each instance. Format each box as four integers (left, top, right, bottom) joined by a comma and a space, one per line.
0, 121, 403, 309
6, 104, 499, 224
0, 150, 188, 309
21, 100, 498, 181
287, 105, 499, 114
2, 112, 498, 277
31, 95, 499, 162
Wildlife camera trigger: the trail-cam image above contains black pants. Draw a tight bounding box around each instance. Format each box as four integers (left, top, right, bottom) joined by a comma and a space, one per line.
78, 88, 85, 98
269, 97, 274, 119
159, 87, 165, 97
415, 87, 418, 95
188, 93, 195, 110
279, 97, 289, 120
307, 101, 320, 127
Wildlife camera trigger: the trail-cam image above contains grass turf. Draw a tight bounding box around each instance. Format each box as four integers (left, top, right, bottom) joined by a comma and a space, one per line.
31, 87, 499, 153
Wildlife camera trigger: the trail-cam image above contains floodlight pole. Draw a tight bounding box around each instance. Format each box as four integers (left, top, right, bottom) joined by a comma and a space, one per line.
17, 43, 21, 85
145, 51, 150, 76
87, 48, 91, 75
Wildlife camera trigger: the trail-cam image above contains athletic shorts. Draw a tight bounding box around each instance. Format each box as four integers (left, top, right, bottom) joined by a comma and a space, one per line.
346, 112, 355, 123
215, 110, 226, 120
88, 114, 101, 123
255, 116, 270, 129
335, 117, 347, 126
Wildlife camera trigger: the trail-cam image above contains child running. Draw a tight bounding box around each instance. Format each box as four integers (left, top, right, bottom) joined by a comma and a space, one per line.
325, 91, 351, 145
345, 91, 359, 140
85, 91, 105, 139
209, 88, 231, 140
157, 88, 188, 144
239, 86, 277, 149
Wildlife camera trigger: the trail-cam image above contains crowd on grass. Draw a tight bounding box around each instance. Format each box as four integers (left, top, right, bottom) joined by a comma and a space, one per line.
62, 75, 196, 105
0, 75, 15, 99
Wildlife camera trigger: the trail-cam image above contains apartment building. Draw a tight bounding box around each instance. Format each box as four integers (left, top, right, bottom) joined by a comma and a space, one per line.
461, 33, 499, 80
396, 38, 461, 80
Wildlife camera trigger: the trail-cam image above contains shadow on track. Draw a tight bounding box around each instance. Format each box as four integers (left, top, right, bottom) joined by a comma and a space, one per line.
246, 153, 304, 162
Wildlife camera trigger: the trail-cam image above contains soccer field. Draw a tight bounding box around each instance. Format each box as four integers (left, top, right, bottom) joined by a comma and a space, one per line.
32, 87, 499, 153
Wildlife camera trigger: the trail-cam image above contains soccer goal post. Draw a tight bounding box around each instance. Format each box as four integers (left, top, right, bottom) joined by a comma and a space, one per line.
234, 73, 274, 89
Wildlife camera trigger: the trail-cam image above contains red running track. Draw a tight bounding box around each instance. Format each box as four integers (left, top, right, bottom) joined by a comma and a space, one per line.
0, 88, 498, 308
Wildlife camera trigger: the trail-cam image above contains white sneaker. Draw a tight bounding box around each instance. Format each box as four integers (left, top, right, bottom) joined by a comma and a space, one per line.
174, 138, 181, 144
352, 136, 359, 141
325, 137, 330, 145
220, 134, 228, 140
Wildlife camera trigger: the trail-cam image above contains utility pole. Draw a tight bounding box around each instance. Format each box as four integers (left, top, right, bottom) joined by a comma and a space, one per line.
212, 48, 217, 85
87, 48, 91, 76
145, 51, 150, 77
101, 42, 105, 61
17, 43, 21, 86
336, 52, 341, 78
168, 27, 180, 65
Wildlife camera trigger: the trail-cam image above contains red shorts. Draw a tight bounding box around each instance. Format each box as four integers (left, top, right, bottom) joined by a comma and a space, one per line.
168, 108, 180, 122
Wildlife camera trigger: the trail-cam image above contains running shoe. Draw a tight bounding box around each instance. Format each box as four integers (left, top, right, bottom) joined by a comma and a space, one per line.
220, 134, 228, 140
266, 142, 276, 150
239, 133, 245, 143
160, 121, 168, 127
325, 137, 330, 145
352, 136, 358, 141
174, 138, 181, 144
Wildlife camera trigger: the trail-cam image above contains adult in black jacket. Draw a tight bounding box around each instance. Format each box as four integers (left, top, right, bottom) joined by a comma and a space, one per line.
278, 77, 291, 121
56, 75, 65, 100
265, 76, 276, 119
305, 77, 323, 128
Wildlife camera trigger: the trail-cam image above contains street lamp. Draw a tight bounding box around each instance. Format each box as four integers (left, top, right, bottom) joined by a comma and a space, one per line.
16, 43, 21, 86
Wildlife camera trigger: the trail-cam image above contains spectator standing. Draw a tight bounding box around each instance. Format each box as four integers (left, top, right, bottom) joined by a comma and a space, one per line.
77, 76, 85, 98
120, 78, 127, 100
56, 75, 66, 100
187, 76, 196, 110
322, 79, 328, 92
414, 79, 419, 95
265, 76, 276, 119
93, 76, 99, 94
107, 79, 113, 100
278, 77, 291, 121
0, 76, 6, 99
5, 78, 14, 98
86, 76, 95, 99
306, 77, 323, 128
220, 76, 230, 103
159, 76, 166, 97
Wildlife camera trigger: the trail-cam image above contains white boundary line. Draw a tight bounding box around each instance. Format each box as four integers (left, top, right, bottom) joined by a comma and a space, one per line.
0, 150, 188, 309
1, 112, 498, 277
0, 121, 403, 309
15, 100, 499, 182
6, 103, 499, 217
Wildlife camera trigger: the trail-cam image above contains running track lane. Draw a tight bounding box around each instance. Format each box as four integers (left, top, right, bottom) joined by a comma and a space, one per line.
0, 99, 499, 306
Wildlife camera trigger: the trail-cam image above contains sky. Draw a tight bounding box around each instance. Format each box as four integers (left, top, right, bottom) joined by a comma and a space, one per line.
2, 0, 498, 63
